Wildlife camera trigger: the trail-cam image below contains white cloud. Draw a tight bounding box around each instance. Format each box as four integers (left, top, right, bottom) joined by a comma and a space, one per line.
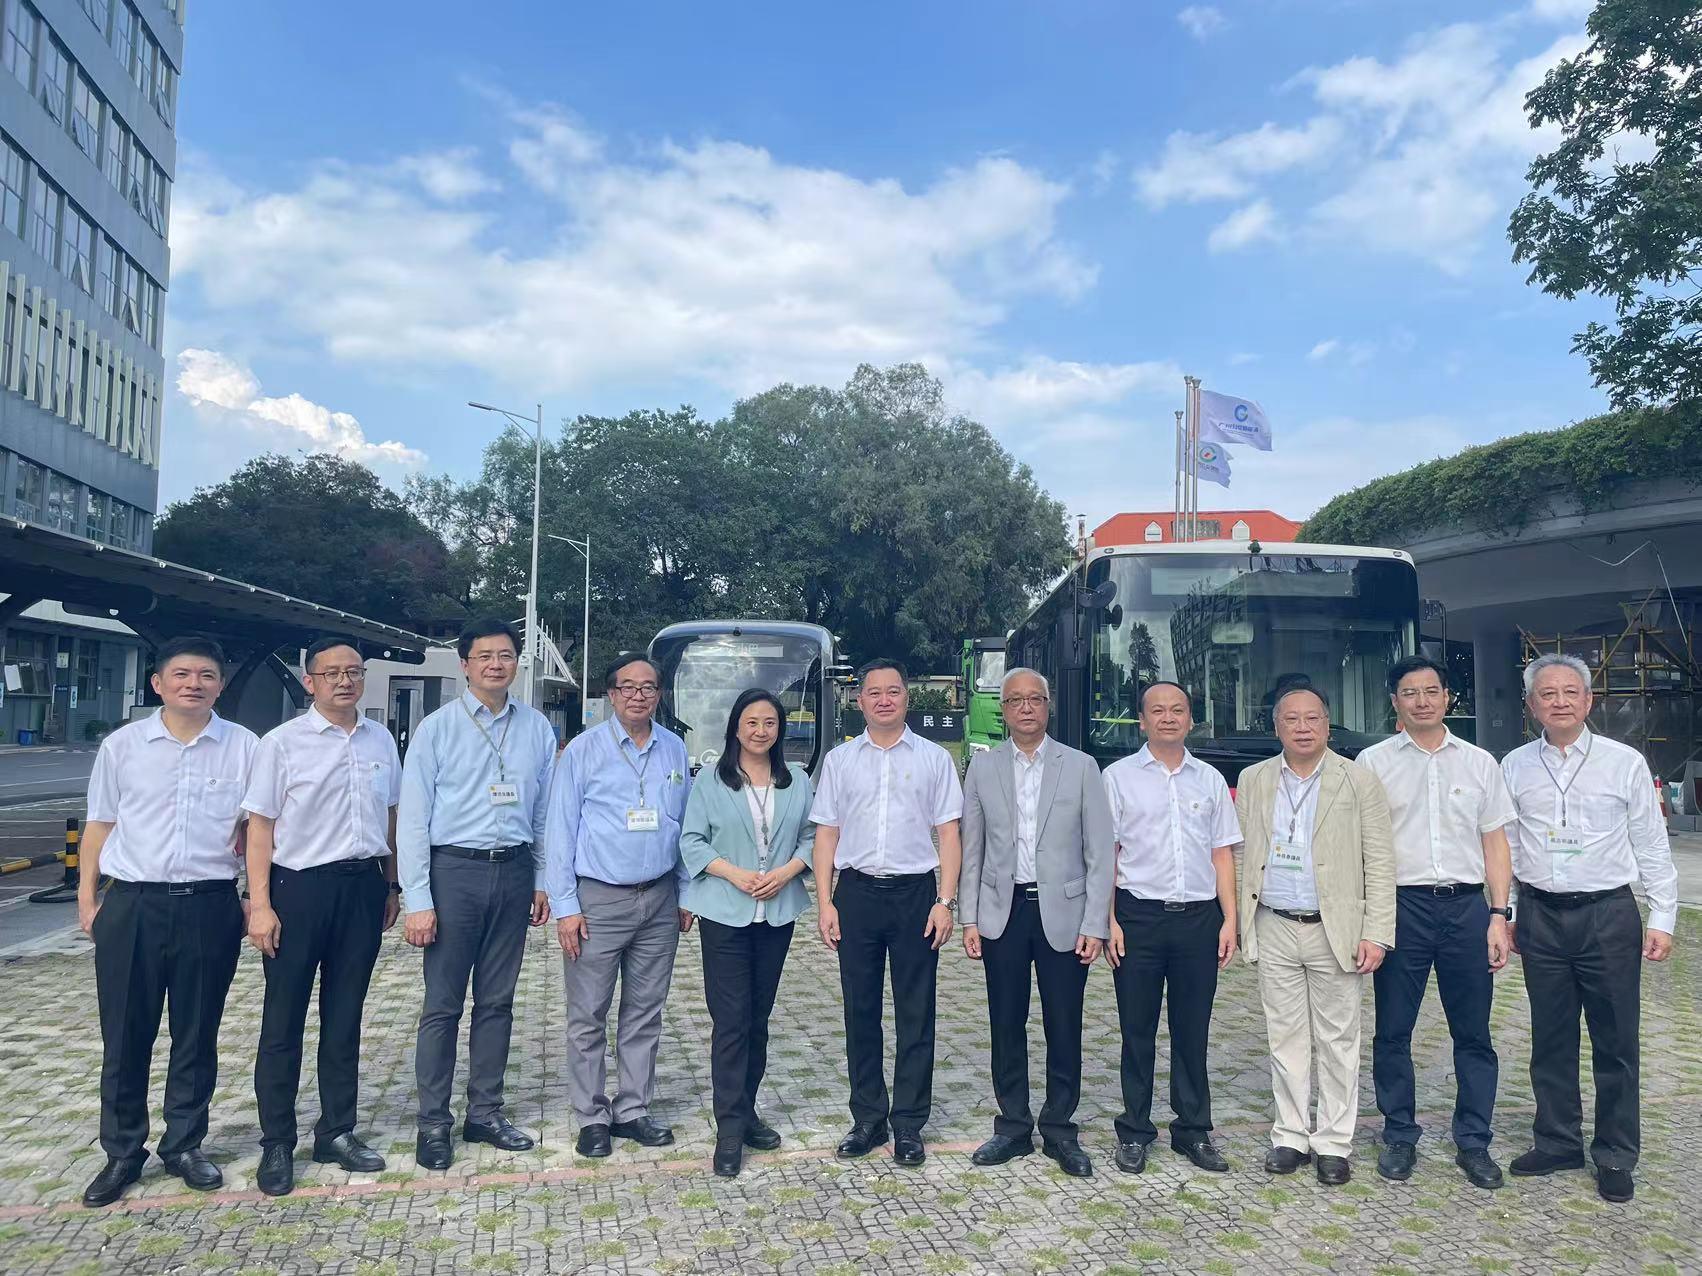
1228, 351, 1261, 366
1306, 337, 1376, 365
1308, 339, 1341, 361
948, 355, 1181, 422
1134, 119, 1342, 207
175, 348, 427, 466
392, 149, 498, 202
1177, 5, 1226, 40
1207, 199, 1280, 252
1527, 0, 1593, 21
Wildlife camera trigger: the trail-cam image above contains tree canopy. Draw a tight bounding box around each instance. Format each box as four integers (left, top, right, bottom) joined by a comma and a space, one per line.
410, 364, 1071, 678
154, 453, 468, 632
1509, 0, 1702, 407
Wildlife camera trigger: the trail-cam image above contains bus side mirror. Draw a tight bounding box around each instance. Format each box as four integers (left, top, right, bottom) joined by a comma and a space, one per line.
1077, 580, 1118, 611
1419, 640, 1444, 661
829, 663, 855, 679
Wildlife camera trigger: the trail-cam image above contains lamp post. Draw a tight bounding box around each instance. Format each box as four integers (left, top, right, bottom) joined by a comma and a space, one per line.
469, 401, 544, 707
547, 532, 591, 724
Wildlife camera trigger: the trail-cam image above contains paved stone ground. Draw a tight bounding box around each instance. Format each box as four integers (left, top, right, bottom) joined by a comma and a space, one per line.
0, 900, 1697, 1275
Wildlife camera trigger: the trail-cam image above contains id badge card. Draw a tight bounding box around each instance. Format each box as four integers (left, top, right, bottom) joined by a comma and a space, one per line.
627, 807, 660, 833
488, 782, 519, 806
1270, 837, 1306, 872
1546, 827, 1584, 855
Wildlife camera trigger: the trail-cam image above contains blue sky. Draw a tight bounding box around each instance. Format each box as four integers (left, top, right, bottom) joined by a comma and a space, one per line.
161, 0, 1609, 528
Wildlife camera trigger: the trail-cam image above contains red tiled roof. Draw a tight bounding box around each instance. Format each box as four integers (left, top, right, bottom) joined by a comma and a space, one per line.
1093, 510, 1304, 544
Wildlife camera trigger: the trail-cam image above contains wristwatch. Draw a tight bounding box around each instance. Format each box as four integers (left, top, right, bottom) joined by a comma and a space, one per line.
1489, 906, 1512, 921
936, 896, 958, 914
389, 882, 403, 895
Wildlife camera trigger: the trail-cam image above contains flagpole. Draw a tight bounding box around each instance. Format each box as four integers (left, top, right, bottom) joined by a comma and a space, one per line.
1184, 375, 1201, 542
1172, 408, 1183, 536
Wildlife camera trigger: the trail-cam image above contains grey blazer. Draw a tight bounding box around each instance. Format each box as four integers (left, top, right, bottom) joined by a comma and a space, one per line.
680, 763, 816, 927
960, 738, 1115, 951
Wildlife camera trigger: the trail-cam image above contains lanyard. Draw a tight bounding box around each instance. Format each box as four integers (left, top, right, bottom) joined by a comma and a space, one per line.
746, 780, 772, 851
1279, 768, 1321, 841
460, 699, 514, 782
1538, 736, 1593, 827
610, 721, 654, 806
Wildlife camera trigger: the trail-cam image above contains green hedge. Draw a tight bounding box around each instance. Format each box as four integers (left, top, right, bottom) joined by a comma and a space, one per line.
1301, 402, 1702, 546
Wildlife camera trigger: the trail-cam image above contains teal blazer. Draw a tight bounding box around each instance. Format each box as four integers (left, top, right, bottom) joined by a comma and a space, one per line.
680, 763, 816, 927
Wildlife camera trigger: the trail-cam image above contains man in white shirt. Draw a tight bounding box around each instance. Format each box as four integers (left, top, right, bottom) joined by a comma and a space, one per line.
812, 658, 963, 1167
77, 636, 258, 1208
1358, 656, 1515, 1191
242, 637, 401, 1196
1102, 681, 1241, 1176
1500, 653, 1677, 1204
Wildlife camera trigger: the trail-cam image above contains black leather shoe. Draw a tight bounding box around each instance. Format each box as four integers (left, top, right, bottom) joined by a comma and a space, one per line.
416, 1128, 454, 1171
576, 1124, 612, 1158
1113, 1140, 1149, 1174
835, 1121, 890, 1159
162, 1148, 223, 1191
971, 1134, 1035, 1166
744, 1116, 782, 1151
1377, 1142, 1416, 1181
81, 1157, 143, 1208
256, 1145, 294, 1197
1315, 1154, 1351, 1185
1510, 1147, 1585, 1176
893, 1131, 926, 1166
1456, 1148, 1503, 1190
713, 1137, 743, 1178
1042, 1138, 1093, 1178
463, 1116, 535, 1152
1597, 1166, 1634, 1202
1264, 1145, 1311, 1175
1173, 1138, 1229, 1173
312, 1132, 386, 1173
609, 1115, 674, 1147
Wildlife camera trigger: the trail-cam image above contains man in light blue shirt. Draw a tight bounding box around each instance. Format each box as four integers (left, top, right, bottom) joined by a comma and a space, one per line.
545, 653, 692, 1158
398, 619, 556, 1171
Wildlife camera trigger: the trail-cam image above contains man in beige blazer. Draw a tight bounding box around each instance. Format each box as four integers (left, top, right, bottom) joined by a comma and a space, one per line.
1235, 679, 1396, 1186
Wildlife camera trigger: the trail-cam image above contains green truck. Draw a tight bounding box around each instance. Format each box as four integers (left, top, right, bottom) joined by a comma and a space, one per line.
961, 636, 1008, 755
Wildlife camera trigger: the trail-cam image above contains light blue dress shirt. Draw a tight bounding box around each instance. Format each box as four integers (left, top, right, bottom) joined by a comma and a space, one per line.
396, 691, 558, 914
544, 716, 691, 918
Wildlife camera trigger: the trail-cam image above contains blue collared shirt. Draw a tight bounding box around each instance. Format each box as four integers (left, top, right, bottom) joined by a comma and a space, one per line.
397, 691, 559, 913
544, 716, 691, 917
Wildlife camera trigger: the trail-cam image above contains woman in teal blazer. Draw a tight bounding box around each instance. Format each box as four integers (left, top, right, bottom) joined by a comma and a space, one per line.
680, 688, 815, 1177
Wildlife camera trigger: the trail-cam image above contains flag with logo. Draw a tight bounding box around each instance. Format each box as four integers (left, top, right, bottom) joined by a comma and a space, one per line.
1195, 440, 1231, 487
1198, 389, 1273, 451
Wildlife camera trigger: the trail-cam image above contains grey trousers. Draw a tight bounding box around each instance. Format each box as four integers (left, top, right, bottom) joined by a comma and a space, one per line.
415, 853, 534, 1131
561, 875, 681, 1126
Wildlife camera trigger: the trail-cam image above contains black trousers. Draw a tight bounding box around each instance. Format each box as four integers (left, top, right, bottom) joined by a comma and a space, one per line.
835, 870, 938, 1133
981, 891, 1089, 1143
255, 858, 387, 1149
416, 852, 534, 1130
1372, 888, 1497, 1150
1111, 893, 1221, 1146
699, 916, 794, 1139
1518, 884, 1644, 1170
93, 880, 242, 1164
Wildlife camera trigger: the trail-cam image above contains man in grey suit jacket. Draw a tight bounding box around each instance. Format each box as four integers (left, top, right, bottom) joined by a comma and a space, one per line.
961, 668, 1114, 1177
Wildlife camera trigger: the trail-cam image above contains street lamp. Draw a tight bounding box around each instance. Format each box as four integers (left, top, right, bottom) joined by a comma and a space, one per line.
547, 532, 591, 724
469, 400, 544, 706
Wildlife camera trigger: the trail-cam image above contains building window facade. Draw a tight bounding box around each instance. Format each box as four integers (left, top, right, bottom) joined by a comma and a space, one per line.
44, 469, 78, 533
84, 487, 106, 539
37, 34, 68, 121
25, 169, 59, 265
14, 457, 44, 521
69, 69, 101, 159
111, 4, 135, 81
102, 110, 126, 188
61, 201, 94, 292
0, 136, 25, 236
1144, 521, 1163, 542
1231, 519, 1251, 541
2, 2, 37, 95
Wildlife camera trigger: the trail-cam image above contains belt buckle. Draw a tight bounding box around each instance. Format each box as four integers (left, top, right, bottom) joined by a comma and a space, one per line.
1022, 884, 1039, 898
1164, 901, 1186, 912
1430, 884, 1454, 897
168, 882, 193, 896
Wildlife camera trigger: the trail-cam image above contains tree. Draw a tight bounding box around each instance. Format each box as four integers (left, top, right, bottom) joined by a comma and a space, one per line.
1509, 1, 1702, 407
156, 453, 467, 632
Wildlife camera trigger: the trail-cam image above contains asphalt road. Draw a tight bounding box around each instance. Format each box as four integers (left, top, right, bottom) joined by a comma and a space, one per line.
0, 745, 94, 806
0, 754, 89, 958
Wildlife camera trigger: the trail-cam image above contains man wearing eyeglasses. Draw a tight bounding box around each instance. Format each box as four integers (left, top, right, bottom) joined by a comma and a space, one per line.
545, 652, 693, 1158
243, 636, 402, 1196
1358, 655, 1516, 1190
398, 619, 557, 1171
1234, 678, 1396, 1186
960, 668, 1112, 1177
1499, 653, 1676, 1204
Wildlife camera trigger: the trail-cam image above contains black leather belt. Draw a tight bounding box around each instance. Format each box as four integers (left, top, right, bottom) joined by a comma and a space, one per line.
1123, 894, 1218, 912
1520, 882, 1630, 909
1400, 882, 1484, 898
431, 844, 528, 862
841, 867, 934, 889
582, 871, 673, 892
273, 857, 382, 876
1268, 906, 1323, 924
109, 878, 235, 896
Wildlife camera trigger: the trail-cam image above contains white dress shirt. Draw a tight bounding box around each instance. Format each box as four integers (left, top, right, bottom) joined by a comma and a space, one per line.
1261, 756, 1324, 911
745, 782, 774, 923
1358, 729, 1515, 886
1012, 739, 1047, 882
86, 710, 259, 883
242, 706, 402, 869
1104, 745, 1241, 902
1501, 728, 1678, 934
810, 728, 963, 874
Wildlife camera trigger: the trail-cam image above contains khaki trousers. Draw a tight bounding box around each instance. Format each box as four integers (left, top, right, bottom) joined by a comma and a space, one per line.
1256, 907, 1363, 1159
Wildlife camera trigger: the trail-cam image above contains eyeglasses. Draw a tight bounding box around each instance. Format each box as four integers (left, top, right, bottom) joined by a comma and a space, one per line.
1277, 713, 1328, 728
468, 652, 517, 666
1001, 695, 1049, 708
612, 682, 660, 698
311, 668, 366, 684
1395, 687, 1445, 702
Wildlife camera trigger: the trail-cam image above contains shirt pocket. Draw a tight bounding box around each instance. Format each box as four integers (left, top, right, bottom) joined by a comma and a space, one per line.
1582, 793, 1624, 834
1447, 782, 1484, 823
201, 776, 245, 820
368, 760, 393, 802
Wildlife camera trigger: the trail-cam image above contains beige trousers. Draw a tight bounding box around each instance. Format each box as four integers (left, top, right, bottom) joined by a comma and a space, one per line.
1256, 907, 1364, 1159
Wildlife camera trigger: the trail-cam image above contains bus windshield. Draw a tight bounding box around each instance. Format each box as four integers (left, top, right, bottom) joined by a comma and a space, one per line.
973, 648, 1006, 693
653, 631, 824, 773
1087, 552, 1417, 759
